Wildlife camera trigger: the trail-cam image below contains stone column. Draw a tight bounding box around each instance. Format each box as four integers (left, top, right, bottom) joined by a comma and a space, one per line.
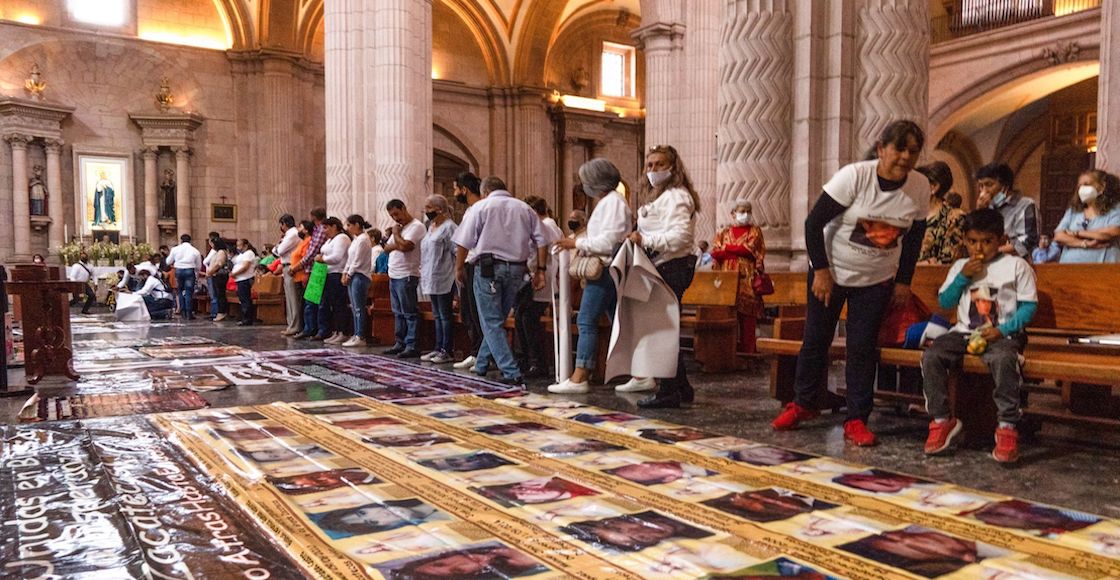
633, 22, 685, 150
718, 0, 793, 249
325, 0, 359, 217
45, 139, 64, 250
6, 134, 32, 258
1098, 0, 1120, 172
173, 147, 192, 237
681, 1, 721, 242
141, 147, 158, 243
853, 0, 930, 158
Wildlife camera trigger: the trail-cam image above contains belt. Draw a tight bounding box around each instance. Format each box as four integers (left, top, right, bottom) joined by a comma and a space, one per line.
493, 259, 527, 267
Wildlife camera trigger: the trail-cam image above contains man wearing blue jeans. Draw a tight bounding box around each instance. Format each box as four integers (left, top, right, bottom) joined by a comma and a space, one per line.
452, 177, 547, 385
383, 200, 427, 358
165, 233, 203, 320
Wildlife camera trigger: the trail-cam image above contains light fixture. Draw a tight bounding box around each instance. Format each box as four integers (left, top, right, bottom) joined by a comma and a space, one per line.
560, 95, 607, 112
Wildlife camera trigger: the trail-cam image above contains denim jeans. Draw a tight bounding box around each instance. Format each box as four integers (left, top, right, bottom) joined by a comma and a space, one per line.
207, 277, 217, 317
461, 263, 484, 355
318, 273, 350, 338
390, 276, 419, 349
174, 268, 196, 318
236, 278, 255, 324
515, 285, 548, 369
793, 270, 893, 422
302, 300, 319, 336
211, 273, 229, 316
473, 262, 528, 379
430, 291, 454, 353
348, 273, 371, 339
574, 272, 616, 370
143, 295, 174, 320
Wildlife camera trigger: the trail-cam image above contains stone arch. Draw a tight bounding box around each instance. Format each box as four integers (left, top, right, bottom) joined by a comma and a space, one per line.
212, 0, 256, 49
297, 0, 324, 59
512, 1, 569, 86
440, 0, 511, 85
545, 8, 643, 95
432, 119, 483, 173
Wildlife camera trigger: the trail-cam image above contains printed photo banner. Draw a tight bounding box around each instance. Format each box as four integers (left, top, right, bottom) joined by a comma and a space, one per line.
0, 417, 305, 579
154, 397, 1120, 579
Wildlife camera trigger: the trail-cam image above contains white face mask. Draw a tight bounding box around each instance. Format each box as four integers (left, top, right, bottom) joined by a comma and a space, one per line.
647, 170, 672, 188
1078, 184, 1100, 204
734, 212, 752, 226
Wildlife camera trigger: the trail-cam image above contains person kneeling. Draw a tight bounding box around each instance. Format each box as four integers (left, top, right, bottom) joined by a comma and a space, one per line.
921, 208, 1037, 464
131, 269, 176, 320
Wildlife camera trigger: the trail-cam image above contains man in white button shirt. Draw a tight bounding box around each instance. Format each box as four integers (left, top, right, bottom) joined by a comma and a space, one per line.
166, 233, 203, 320
272, 214, 302, 336
67, 252, 96, 314
128, 269, 175, 319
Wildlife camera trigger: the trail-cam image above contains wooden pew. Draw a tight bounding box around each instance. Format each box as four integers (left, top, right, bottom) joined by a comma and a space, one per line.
681, 270, 740, 373
228, 274, 286, 324
759, 264, 1120, 443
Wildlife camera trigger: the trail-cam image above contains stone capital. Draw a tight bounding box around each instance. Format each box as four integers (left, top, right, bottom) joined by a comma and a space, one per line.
3, 132, 32, 148
172, 146, 192, 158
632, 22, 686, 51
139, 146, 159, 159
43, 138, 64, 153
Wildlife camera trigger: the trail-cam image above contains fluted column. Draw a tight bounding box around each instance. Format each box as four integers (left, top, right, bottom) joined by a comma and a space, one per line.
718, 0, 792, 248
141, 147, 158, 243
1098, 0, 1120, 171
681, 1, 722, 242
174, 147, 192, 237
853, 0, 930, 157
7, 134, 32, 258
325, 0, 358, 217
45, 139, 64, 251
634, 22, 685, 149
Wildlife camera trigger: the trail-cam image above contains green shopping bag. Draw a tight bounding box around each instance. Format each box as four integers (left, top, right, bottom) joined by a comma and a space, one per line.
259, 254, 277, 266
303, 262, 328, 305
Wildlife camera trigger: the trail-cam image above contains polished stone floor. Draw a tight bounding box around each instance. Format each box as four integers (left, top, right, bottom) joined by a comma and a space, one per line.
6, 314, 1120, 520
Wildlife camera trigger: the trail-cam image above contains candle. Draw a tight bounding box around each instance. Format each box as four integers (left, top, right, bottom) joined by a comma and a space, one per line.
64, 223, 69, 243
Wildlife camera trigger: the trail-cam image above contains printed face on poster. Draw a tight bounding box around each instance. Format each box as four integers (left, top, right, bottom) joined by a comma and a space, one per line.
75, 152, 131, 238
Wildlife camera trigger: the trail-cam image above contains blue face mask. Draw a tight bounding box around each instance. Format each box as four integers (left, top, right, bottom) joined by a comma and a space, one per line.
991, 191, 1008, 208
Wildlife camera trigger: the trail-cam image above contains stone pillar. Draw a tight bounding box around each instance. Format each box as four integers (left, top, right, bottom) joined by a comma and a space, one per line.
6, 134, 32, 258
853, 0, 930, 158
681, 1, 721, 242
325, 0, 359, 217
718, 0, 793, 250
174, 147, 192, 237
45, 139, 64, 250
1098, 0, 1120, 172
141, 147, 158, 243
634, 22, 685, 150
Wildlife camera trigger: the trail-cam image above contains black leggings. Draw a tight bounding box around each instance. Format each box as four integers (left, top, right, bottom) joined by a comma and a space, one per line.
655, 256, 696, 396
236, 279, 255, 323
793, 270, 893, 421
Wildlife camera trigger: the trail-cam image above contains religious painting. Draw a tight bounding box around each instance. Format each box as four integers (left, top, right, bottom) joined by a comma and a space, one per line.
212, 203, 238, 222
75, 152, 131, 237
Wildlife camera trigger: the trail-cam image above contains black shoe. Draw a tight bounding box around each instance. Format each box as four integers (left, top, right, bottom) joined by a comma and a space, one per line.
498, 376, 525, 386
469, 368, 488, 377
81, 310, 91, 315
384, 344, 405, 355
681, 384, 695, 404
397, 349, 420, 359
524, 366, 548, 379
637, 393, 682, 409
237, 320, 253, 326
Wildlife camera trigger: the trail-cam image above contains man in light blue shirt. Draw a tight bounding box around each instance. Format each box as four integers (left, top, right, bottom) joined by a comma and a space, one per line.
453, 176, 547, 385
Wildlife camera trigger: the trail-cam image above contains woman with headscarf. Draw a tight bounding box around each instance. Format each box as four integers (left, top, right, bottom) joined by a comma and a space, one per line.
548, 159, 632, 395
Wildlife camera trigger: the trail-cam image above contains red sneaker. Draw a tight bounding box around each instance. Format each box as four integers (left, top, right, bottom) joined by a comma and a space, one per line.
771, 402, 819, 431
992, 425, 1019, 464
843, 419, 878, 447
924, 418, 963, 455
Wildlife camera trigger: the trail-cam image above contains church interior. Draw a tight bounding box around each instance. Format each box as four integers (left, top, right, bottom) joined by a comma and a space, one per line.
2, 1, 1120, 578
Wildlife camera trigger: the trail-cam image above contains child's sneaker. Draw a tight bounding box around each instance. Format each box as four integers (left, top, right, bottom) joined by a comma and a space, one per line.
843, 419, 878, 447
924, 418, 963, 455
771, 402, 819, 431
992, 425, 1019, 464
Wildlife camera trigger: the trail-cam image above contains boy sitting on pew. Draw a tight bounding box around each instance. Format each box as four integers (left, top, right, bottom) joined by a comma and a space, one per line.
921, 208, 1038, 464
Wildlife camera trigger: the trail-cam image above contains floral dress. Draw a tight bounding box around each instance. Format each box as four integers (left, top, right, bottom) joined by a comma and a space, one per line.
710, 225, 766, 317
920, 203, 965, 264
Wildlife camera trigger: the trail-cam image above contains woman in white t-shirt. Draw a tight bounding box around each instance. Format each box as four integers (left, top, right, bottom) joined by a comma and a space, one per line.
772, 121, 930, 447
314, 217, 352, 343
230, 239, 258, 326
341, 214, 373, 347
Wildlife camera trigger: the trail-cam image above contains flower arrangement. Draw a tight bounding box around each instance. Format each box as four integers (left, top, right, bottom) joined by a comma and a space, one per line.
55, 239, 155, 266
59, 241, 82, 266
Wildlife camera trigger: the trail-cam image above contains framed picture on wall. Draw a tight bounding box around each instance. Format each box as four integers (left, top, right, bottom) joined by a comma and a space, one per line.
212, 203, 237, 222
73, 150, 132, 239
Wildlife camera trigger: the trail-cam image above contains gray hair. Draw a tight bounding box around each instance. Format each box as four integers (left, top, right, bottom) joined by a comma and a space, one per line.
481, 176, 507, 195
732, 199, 752, 211
578, 159, 621, 196
425, 194, 449, 214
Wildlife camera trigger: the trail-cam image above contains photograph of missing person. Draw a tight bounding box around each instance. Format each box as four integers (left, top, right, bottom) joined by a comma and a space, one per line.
960, 500, 1100, 537
723, 446, 814, 467
715, 556, 839, 578
428, 408, 502, 419
235, 443, 333, 464
838, 525, 997, 578
538, 439, 626, 457
363, 432, 456, 448
474, 422, 557, 436
472, 476, 599, 508
831, 469, 935, 494
849, 218, 903, 250
268, 468, 382, 495
637, 427, 719, 445
309, 498, 448, 540
416, 451, 515, 473
372, 541, 549, 579
702, 489, 839, 523
212, 425, 296, 441
604, 461, 717, 486
570, 412, 644, 425
297, 403, 370, 415
561, 510, 714, 553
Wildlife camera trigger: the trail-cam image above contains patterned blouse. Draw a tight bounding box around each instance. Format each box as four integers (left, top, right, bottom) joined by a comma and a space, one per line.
920, 203, 965, 264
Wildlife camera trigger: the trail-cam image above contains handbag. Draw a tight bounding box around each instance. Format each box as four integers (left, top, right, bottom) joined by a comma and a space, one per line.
303, 262, 329, 305
225, 277, 237, 292
568, 252, 604, 281
878, 294, 932, 347
752, 268, 775, 296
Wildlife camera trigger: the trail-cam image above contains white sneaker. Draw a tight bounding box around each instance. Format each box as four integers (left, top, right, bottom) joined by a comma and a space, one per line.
429, 351, 454, 364
342, 336, 365, 347
326, 333, 347, 345
420, 351, 438, 362
453, 355, 476, 370
548, 379, 590, 394
615, 377, 656, 393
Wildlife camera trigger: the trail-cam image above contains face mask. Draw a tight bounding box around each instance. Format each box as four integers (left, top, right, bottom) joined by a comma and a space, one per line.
734, 212, 752, 226
991, 191, 1008, 208
455, 194, 468, 204
647, 170, 672, 188
1078, 185, 1099, 204
425, 211, 439, 221
568, 220, 582, 231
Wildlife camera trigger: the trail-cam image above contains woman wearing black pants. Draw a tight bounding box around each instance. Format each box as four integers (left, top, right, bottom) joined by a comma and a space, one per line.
771, 121, 929, 447
630, 145, 700, 409
315, 217, 353, 343
230, 239, 258, 326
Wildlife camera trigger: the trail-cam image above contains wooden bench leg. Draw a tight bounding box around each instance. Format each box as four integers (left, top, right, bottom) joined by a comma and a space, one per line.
951, 374, 999, 448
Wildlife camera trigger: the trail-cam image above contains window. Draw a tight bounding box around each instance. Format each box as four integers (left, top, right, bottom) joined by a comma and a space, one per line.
600, 42, 636, 99
68, 0, 130, 27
